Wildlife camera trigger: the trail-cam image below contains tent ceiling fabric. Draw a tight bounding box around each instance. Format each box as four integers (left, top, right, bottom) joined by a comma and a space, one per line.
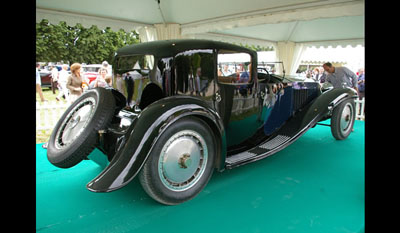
212, 15, 364, 45
36, 0, 364, 46
36, 0, 364, 73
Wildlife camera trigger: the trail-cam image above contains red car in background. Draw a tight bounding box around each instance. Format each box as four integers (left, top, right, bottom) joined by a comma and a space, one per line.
39, 65, 71, 88
40, 70, 52, 88
82, 64, 102, 84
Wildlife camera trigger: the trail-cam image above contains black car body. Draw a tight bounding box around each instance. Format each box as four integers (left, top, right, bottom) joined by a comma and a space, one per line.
47, 39, 357, 205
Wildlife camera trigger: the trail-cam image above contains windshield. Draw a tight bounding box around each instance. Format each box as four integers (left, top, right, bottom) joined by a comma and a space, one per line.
258, 61, 285, 76
114, 55, 154, 75
217, 50, 252, 85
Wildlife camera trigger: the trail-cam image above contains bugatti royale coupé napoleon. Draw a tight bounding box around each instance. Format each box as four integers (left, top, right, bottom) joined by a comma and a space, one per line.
47, 39, 357, 205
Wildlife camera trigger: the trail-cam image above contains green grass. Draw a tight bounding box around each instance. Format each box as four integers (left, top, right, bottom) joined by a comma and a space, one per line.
36, 86, 68, 103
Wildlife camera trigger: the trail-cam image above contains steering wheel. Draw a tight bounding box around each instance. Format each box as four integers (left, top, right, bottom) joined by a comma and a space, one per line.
257, 67, 271, 83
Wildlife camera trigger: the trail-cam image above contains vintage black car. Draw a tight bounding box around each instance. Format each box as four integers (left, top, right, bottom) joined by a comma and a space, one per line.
46, 39, 357, 205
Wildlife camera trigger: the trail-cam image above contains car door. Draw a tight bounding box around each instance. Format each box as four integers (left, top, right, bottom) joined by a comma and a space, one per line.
215, 49, 263, 148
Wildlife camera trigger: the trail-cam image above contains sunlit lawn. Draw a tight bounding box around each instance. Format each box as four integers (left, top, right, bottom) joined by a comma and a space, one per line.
36, 86, 68, 103
36, 87, 68, 144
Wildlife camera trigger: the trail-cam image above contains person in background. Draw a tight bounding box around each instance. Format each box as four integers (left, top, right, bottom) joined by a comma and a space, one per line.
319, 67, 326, 83
56, 64, 70, 103
356, 68, 365, 117
101, 60, 112, 76
221, 64, 233, 76
357, 68, 365, 100
105, 75, 112, 87
306, 69, 312, 79
322, 62, 358, 92
312, 67, 321, 82
67, 63, 83, 103
124, 72, 134, 109
115, 73, 125, 96
36, 63, 47, 102
238, 64, 251, 97
50, 65, 59, 94
195, 67, 202, 96
90, 68, 109, 88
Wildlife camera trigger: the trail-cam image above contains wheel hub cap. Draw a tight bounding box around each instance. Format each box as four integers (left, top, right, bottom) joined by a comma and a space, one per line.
69, 115, 81, 129
340, 103, 354, 133
158, 130, 208, 192
178, 154, 192, 169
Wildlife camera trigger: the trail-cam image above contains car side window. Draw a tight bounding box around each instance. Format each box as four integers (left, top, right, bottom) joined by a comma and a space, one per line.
114, 55, 155, 107
173, 49, 215, 98
217, 50, 252, 85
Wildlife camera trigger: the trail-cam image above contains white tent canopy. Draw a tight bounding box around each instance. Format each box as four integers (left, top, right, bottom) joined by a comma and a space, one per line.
36, 0, 364, 74
300, 45, 365, 72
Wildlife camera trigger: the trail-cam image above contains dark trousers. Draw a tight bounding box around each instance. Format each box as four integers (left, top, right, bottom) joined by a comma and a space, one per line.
51, 80, 58, 94
358, 91, 365, 100
125, 78, 134, 106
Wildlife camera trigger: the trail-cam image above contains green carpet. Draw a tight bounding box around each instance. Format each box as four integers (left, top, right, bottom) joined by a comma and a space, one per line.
36, 120, 364, 233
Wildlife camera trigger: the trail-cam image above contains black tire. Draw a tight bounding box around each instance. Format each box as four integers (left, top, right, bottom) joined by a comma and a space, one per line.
47, 88, 115, 168
139, 117, 216, 205
331, 98, 356, 140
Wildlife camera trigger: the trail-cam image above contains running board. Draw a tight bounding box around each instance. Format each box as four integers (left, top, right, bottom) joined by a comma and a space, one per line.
225, 134, 292, 169
225, 108, 323, 169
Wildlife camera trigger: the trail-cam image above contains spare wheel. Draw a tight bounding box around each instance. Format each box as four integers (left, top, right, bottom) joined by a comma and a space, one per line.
47, 88, 115, 168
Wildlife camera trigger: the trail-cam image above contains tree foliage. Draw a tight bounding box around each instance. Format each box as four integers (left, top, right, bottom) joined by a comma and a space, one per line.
36, 19, 140, 64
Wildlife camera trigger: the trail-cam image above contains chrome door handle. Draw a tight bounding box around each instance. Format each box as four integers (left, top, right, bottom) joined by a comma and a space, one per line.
215, 92, 222, 102
260, 91, 265, 99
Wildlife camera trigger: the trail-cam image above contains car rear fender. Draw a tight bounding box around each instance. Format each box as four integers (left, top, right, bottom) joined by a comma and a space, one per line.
86, 96, 225, 193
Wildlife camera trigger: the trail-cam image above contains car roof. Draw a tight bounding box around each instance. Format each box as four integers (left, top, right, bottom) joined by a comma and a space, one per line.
115, 39, 257, 58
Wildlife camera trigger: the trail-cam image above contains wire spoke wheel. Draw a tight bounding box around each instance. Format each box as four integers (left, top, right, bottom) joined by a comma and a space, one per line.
47, 88, 115, 168
55, 97, 97, 149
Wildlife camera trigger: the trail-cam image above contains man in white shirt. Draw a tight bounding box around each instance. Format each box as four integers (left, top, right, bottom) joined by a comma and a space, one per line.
221, 64, 233, 76
51, 66, 59, 94
56, 64, 70, 103
36, 63, 47, 102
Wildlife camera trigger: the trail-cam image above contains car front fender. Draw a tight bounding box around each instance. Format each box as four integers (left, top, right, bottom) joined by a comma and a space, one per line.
86, 96, 225, 193
300, 87, 357, 128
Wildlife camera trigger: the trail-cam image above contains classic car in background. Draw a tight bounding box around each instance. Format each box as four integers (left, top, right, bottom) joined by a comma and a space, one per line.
82, 64, 102, 84
39, 65, 71, 88
46, 39, 357, 205
82, 64, 113, 84
39, 69, 52, 88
